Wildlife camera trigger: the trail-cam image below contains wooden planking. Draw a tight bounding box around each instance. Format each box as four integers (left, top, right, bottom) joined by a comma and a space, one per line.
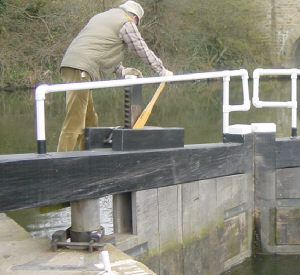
181, 178, 218, 241
255, 132, 276, 158
254, 132, 277, 252
254, 133, 277, 202
181, 180, 202, 239
217, 175, 251, 264
0, 141, 252, 212
276, 137, 300, 168
132, 189, 159, 255
132, 189, 159, 246
181, 178, 218, 274
181, 175, 253, 274
217, 174, 250, 217
158, 185, 183, 275
277, 167, 300, 199
230, 174, 250, 208
133, 176, 253, 274
276, 207, 300, 245
222, 212, 248, 263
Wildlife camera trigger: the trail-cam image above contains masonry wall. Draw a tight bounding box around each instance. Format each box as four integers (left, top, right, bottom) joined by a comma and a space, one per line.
247, 1, 300, 65
273, 0, 300, 64
251, 1, 300, 65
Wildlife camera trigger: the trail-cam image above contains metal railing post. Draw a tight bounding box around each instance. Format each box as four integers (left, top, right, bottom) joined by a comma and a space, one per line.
35, 84, 48, 154
222, 75, 231, 134
291, 71, 298, 137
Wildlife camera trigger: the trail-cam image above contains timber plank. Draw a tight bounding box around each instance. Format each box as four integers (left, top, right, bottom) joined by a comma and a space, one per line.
277, 167, 300, 199
276, 206, 300, 245
158, 185, 183, 275
181, 180, 202, 239
276, 137, 300, 168
0, 142, 251, 212
254, 132, 277, 251
132, 189, 159, 251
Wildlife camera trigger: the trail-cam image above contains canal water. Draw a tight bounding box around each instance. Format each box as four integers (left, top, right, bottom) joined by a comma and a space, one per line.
1, 78, 300, 274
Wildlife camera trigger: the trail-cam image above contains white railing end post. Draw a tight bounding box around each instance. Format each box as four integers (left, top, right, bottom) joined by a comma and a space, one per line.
35, 84, 49, 101
35, 84, 48, 154
253, 68, 263, 79
241, 69, 249, 78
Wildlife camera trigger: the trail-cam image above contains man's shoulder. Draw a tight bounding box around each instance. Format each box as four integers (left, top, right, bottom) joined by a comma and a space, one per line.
99, 8, 123, 16
89, 8, 127, 26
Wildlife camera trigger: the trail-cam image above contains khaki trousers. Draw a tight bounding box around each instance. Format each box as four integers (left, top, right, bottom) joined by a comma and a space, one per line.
57, 67, 98, 152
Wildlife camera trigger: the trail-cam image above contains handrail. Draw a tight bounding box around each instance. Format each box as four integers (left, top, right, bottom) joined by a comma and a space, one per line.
35, 69, 250, 154
252, 68, 300, 137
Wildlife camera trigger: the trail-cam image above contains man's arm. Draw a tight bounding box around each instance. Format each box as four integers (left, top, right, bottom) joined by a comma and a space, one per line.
119, 21, 172, 76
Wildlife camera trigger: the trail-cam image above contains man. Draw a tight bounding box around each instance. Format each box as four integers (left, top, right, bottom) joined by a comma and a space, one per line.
57, 0, 173, 152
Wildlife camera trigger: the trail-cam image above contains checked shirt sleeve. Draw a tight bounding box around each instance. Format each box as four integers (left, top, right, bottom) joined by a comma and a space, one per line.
119, 22, 167, 76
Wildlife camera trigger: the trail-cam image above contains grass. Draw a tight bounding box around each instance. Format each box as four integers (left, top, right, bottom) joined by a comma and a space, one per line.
0, 0, 271, 89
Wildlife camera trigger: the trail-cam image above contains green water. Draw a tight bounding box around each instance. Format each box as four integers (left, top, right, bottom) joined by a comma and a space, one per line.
223, 254, 300, 275
1, 78, 300, 274
0, 79, 296, 154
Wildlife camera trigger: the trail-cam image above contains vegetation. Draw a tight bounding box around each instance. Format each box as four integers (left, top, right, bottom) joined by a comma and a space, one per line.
0, 0, 271, 89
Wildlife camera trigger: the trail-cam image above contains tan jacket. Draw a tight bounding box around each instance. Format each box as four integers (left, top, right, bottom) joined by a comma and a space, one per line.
61, 8, 131, 80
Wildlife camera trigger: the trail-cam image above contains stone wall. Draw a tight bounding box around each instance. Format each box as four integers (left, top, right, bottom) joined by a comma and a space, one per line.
264, 0, 300, 65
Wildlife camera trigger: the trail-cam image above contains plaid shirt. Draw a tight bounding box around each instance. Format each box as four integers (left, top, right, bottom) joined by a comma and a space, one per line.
115, 21, 167, 76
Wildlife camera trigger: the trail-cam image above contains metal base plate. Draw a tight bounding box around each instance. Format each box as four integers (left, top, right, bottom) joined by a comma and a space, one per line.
51, 226, 115, 252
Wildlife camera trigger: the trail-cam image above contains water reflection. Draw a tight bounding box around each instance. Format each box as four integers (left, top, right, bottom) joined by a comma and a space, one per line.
223, 254, 300, 275
7, 196, 113, 238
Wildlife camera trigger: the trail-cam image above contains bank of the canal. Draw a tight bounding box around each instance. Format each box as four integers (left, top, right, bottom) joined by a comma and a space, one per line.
0, 213, 155, 274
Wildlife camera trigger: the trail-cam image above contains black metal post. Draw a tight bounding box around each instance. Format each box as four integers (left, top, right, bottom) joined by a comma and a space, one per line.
37, 140, 46, 154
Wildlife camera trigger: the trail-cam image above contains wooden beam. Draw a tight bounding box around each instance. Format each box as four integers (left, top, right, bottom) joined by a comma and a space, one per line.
276, 137, 300, 168
0, 140, 252, 212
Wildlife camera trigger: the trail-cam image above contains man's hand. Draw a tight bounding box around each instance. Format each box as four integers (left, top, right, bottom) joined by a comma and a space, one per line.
122, 67, 143, 78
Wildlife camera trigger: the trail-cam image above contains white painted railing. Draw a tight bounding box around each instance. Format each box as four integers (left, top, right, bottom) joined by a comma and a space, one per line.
35, 69, 250, 153
252, 68, 300, 137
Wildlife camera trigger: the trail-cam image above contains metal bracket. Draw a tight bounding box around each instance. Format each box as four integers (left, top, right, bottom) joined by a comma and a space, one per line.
51, 226, 115, 252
